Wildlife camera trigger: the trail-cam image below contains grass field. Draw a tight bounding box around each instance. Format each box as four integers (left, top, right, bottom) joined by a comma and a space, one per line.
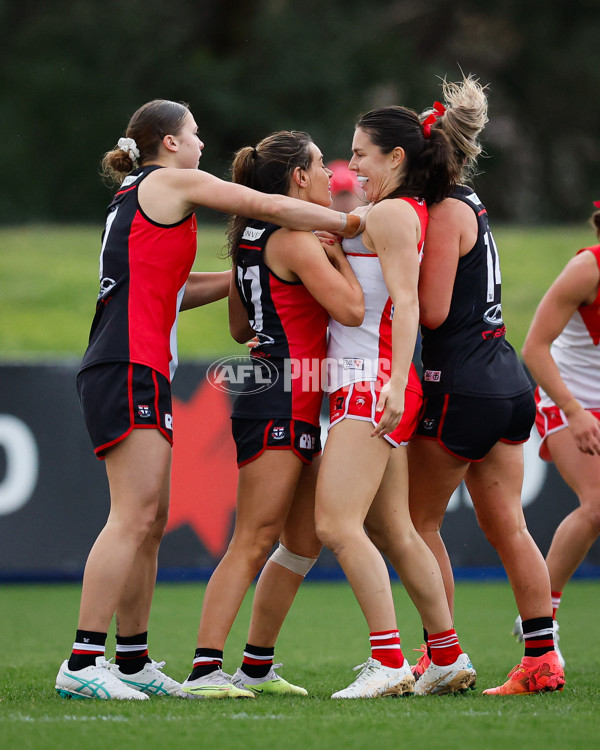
0, 223, 239, 361
0, 222, 594, 360
2, 225, 599, 748
0, 580, 598, 750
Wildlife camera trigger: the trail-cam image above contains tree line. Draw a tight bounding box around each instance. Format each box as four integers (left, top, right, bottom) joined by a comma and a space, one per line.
2, 0, 599, 225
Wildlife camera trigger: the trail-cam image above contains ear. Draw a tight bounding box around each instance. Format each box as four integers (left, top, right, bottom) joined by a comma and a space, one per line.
163, 134, 179, 154
291, 166, 309, 188
390, 146, 405, 169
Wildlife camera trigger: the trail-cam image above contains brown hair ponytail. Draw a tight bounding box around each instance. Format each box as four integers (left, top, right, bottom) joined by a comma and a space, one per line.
227, 131, 314, 260
101, 99, 190, 185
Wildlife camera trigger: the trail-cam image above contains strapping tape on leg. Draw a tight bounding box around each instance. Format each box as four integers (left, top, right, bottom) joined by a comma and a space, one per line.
270, 543, 317, 577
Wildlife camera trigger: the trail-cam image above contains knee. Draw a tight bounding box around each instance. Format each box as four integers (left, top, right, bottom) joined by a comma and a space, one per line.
409, 506, 442, 536
315, 513, 353, 556
283, 538, 322, 560
478, 518, 525, 551
580, 500, 600, 534
129, 503, 167, 552
314, 511, 336, 551
270, 543, 319, 577
109, 498, 161, 544
366, 520, 418, 558
147, 505, 169, 542
477, 522, 502, 550
363, 521, 388, 556
230, 525, 281, 572
281, 526, 322, 560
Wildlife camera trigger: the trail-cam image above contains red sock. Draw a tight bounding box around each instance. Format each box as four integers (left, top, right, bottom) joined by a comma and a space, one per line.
370, 629, 404, 668
428, 629, 462, 666
551, 591, 562, 619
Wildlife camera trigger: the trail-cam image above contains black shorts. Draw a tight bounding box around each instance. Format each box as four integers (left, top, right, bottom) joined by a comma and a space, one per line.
232, 418, 322, 467
77, 362, 173, 459
414, 390, 535, 461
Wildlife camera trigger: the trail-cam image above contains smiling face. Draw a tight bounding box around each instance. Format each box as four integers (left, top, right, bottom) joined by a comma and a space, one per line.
296, 142, 333, 207
349, 127, 404, 202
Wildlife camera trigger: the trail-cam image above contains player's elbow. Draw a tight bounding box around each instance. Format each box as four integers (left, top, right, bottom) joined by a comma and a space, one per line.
229, 323, 254, 343
346, 301, 365, 327
419, 306, 446, 330
521, 337, 535, 369
332, 300, 364, 327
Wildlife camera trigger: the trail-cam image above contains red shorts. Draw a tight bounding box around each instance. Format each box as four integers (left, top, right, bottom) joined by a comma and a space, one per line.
535, 387, 600, 462
328, 380, 422, 447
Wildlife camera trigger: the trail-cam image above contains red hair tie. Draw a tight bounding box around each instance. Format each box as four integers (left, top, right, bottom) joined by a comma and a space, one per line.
422, 101, 446, 139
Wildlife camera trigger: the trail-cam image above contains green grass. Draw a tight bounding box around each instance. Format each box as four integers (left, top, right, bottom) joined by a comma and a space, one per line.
497, 224, 591, 353
0, 580, 598, 749
0, 223, 594, 360
2, 226, 597, 748
0, 223, 243, 362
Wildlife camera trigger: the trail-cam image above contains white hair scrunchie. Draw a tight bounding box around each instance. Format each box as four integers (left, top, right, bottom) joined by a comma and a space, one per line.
117, 137, 140, 164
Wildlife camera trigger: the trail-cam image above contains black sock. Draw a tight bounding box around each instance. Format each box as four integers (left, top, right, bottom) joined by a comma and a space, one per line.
189, 648, 223, 680
115, 632, 151, 675
240, 644, 274, 679
523, 616, 554, 657
68, 630, 107, 671
423, 628, 431, 658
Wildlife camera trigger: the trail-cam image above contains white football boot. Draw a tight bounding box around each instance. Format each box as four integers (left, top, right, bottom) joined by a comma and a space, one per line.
331, 657, 415, 699
56, 656, 148, 700
110, 659, 187, 697
413, 652, 477, 695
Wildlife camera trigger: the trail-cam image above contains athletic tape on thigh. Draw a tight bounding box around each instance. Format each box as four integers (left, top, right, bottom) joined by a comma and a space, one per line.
270, 543, 317, 577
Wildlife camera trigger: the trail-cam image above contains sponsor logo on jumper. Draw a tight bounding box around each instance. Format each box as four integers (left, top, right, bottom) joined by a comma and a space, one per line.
481, 325, 506, 340
242, 227, 266, 241
272, 427, 285, 440
483, 303, 503, 325
464, 191, 482, 208
299, 433, 315, 450
137, 404, 151, 418
121, 174, 141, 187
255, 332, 275, 346
343, 358, 364, 370
424, 370, 441, 382
98, 277, 116, 299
